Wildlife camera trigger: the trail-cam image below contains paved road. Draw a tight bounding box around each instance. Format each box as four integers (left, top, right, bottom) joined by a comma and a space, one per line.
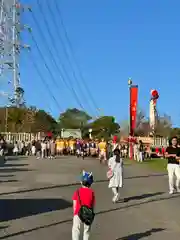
0, 156, 179, 239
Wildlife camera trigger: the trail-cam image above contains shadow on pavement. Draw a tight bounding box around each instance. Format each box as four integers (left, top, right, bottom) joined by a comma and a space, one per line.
117, 228, 165, 240
0, 218, 72, 239
0, 168, 33, 173
0, 182, 80, 196
0, 194, 179, 239
0, 176, 167, 196
123, 192, 164, 202
0, 175, 14, 178
5, 156, 28, 161
0, 226, 8, 230
2, 163, 29, 168
0, 180, 18, 183
97, 193, 180, 216
95, 173, 167, 183
125, 173, 167, 179
0, 198, 72, 222
0, 226, 9, 231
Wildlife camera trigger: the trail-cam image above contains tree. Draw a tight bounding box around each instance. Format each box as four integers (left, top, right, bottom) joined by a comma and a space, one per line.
136, 109, 146, 129
119, 120, 129, 137
59, 108, 91, 129
0, 107, 58, 133
31, 110, 58, 133
135, 121, 150, 137
120, 108, 173, 138
88, 116, 120, 140
170, 128, 180, 138
23, 106, 38, 132
155, 114, 172, 137
7, 107, 26, 132
134, 109, 149, 136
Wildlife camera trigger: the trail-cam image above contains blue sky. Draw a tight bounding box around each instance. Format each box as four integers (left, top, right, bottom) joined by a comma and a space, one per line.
18, 0, 180, 124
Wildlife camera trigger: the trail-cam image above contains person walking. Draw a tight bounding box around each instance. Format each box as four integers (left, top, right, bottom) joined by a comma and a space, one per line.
13, 141, 19, 156
108, 148, 124, 203
107, 140, 113, 159
165, 136, 180, 194
138, 140, 144, 162
50, 139, 56, 159
72, 171, 95, 240
41, 140, 47, 159
133, 142, 139, 161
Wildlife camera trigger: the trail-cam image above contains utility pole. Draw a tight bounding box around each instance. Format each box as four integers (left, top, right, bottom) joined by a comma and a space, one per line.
0, 1, 30, 105
0, 0, 30, 131
0, 0, 20, 105
12, 0, 19, 105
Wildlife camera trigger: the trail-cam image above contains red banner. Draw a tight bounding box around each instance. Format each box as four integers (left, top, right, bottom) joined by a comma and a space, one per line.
130, 85, 138, 136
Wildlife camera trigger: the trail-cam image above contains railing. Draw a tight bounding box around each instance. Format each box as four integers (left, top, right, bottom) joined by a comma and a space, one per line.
137, 137, 169, 146
121, 136, 169, 147
0, 132, 42, 142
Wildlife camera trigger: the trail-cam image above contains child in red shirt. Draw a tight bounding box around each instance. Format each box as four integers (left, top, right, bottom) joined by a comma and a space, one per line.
72, 170, 95, 240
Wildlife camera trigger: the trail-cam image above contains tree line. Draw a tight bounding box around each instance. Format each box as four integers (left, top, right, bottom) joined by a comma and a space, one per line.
0, 106, 120, 139
120, 109, 180, 138
0, 104, 179, 139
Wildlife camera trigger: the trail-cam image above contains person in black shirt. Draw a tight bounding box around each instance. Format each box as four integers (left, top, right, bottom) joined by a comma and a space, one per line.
165, 136, 180, 194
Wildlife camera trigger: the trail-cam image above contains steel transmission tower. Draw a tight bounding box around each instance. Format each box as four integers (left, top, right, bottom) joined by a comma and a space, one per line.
0, 0, 29, 106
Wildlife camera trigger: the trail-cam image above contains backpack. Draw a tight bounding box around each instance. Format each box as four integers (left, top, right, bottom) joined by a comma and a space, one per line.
77, 190, 95, 226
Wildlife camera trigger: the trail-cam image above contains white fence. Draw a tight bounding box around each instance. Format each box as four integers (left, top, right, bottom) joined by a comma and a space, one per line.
1, 132, 42, 142
121, 136, 169, 147
136, 136, 169, 146
152, 137, 169, 147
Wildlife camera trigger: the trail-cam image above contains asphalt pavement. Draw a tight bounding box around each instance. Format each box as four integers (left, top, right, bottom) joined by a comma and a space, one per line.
0, 156, 179, 239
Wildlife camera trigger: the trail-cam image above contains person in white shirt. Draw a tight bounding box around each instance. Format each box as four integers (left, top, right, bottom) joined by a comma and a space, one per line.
41, 141, 47, 158
13, 141, 19, 155
108, 148, 124, 203
133, 142, 139, 161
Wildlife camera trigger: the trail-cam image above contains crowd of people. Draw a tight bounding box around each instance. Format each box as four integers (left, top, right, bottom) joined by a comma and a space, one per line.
0, 137, 118, 160
0, 135, 167, 163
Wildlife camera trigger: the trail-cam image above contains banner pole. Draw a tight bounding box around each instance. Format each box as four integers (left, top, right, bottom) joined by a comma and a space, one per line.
128, 78, 133, 160
128, 78, 138, 160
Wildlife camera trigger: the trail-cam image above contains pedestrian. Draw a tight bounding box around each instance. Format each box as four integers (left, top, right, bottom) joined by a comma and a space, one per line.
35, 140, 41, 159
50, 139, 56, 159
107, 140, 113, 159
98, 138, 107, 163
13, 141, 19, 156
108, 148, 124, 203
161, 145, 165, 158
41, 140, 46, 159
133, 142, 139, 161
72, 171, 95, 240
165, 136, 180, 194
138, 140, 144, 162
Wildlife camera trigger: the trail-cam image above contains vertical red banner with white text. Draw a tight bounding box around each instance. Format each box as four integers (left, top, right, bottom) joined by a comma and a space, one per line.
129, 85, 138, 136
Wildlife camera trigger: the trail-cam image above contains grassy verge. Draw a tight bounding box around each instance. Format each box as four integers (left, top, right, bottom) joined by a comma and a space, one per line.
125, 158, 168, 172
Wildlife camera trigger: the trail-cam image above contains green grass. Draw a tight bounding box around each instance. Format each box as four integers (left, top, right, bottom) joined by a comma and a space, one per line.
125, 158, 168, 172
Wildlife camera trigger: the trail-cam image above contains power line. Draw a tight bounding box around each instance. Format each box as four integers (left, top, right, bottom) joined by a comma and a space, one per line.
54, 0, 100, 115
29, 53, 63, 112
32, 0, 85, 111
30, 32, 63, 100
45, 0, 95, 115
21, 48, 59, 114
1, 3, 61, 115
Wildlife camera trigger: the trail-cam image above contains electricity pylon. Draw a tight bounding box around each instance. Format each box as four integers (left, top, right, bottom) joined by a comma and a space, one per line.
0, 0, 30, 107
